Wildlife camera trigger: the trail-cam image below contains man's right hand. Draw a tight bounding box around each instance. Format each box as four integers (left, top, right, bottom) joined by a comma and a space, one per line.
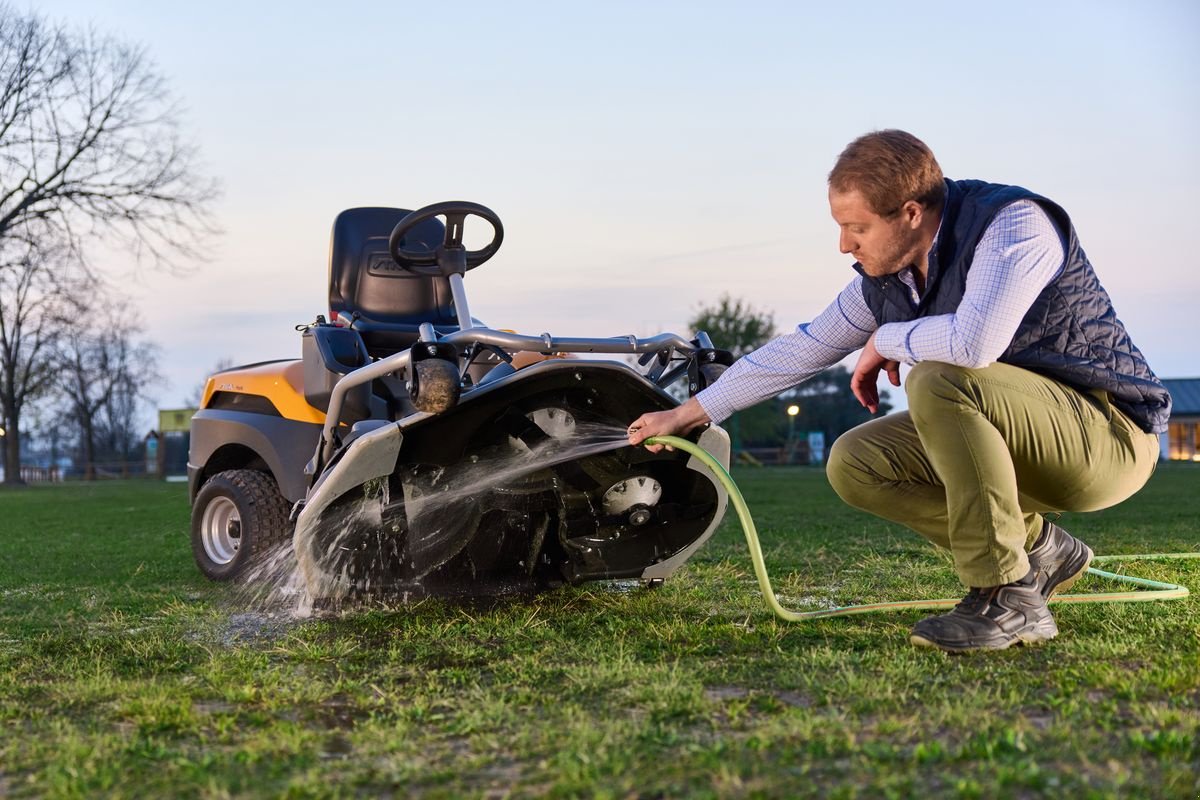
627, 397, 712, 453
850, 332, 900, 414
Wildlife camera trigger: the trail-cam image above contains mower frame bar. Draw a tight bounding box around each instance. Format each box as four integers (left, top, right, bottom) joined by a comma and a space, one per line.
317, 327, 699, 467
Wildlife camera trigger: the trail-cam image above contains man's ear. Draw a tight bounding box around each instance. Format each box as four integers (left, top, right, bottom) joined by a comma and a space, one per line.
901, 200, 924, 229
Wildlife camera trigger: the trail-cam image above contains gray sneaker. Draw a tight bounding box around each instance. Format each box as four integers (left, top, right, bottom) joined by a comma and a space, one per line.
1029, 521, 1094, 600
910, 577, 1058, 653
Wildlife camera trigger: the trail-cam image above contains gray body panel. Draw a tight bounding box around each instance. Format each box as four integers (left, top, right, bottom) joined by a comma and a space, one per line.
188, 409, 322, 503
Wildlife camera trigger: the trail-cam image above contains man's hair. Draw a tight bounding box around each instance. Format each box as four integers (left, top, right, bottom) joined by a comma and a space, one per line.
828, 130, 945, 216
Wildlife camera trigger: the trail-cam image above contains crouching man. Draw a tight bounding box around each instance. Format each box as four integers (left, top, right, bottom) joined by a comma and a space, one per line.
628, 129, 1170, 653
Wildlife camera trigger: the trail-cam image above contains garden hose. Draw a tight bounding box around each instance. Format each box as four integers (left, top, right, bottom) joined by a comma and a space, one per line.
644, 435, 1196, 622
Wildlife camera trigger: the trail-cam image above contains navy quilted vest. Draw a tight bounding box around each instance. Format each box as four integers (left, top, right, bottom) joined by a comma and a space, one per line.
856, 179, 1171, 434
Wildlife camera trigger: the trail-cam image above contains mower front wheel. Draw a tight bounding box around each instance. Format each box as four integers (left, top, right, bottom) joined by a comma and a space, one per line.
191, 469, 293, 581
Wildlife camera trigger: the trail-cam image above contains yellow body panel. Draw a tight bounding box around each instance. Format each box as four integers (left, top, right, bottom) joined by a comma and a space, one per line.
200, 360, 327, 425
199, 352, 573, 427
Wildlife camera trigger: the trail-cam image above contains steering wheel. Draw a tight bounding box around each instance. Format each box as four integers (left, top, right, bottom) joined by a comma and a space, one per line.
388, 201, 504, 277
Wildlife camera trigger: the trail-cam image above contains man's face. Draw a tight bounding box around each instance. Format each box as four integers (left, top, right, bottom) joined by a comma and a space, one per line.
829, 188, 920, 277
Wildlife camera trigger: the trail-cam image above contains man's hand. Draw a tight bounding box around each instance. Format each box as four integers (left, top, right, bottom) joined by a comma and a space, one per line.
850, 333, 900, 414
627, 397, 712, 453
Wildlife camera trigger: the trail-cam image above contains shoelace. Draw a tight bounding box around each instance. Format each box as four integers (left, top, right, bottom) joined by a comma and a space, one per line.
955, 586, 999, 614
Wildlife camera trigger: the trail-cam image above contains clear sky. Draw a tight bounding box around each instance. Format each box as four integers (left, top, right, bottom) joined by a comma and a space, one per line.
32, 0, 1200, 414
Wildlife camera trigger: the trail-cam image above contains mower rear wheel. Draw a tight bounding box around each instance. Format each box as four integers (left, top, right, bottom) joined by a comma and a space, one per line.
191, 469, 293, 581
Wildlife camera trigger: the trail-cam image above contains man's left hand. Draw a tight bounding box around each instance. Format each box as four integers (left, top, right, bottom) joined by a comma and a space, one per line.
851, 333, 900, 414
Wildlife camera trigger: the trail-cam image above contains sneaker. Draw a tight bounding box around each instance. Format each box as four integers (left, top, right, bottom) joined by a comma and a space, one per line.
910, 576, 1058, 653
1028, 521, 1094, 600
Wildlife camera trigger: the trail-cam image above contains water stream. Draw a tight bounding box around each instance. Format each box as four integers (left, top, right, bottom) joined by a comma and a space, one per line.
236, 421, 633, 618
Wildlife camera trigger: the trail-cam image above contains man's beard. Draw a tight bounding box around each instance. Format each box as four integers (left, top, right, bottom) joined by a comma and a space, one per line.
861, 228, 916, 276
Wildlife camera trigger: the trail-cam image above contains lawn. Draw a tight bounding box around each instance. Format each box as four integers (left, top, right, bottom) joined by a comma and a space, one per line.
1, 465, 1198, 799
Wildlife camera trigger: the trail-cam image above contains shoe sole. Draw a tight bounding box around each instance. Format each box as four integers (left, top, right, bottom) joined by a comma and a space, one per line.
909, 618, 1059, 654
1044, 543, 1095, 600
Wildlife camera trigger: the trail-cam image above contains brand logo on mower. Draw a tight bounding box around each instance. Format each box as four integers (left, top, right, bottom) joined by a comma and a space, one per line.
367, 252, 407, 277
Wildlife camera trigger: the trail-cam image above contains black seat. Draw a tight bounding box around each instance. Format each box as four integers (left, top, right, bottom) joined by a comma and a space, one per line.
328, 207, 459, 357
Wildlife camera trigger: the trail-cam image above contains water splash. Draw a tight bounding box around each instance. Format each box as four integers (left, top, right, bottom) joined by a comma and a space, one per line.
237, 421, 632, 618
407, 422, 629, 521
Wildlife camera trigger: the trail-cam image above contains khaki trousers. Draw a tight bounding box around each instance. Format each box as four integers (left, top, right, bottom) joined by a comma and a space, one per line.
826, 361, 1161, 587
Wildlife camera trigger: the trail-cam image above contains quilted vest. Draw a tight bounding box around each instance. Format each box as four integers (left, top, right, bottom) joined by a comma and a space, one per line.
856, 179, 1171, 433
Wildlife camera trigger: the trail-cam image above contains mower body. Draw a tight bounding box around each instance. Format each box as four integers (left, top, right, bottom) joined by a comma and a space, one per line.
187, 205, 732, 600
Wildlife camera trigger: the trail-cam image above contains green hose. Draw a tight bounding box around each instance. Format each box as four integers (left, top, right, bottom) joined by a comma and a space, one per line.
645, 435, 1195, 621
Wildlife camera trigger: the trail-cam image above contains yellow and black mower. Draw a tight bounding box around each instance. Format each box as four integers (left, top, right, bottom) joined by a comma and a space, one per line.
188, 202, 732, 600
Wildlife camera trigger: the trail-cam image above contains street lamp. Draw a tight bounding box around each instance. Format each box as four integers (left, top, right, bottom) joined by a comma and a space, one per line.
785, 404, 799, 464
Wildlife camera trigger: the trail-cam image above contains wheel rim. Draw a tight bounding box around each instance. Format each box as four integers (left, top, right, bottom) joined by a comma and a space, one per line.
201, 496, 242, 565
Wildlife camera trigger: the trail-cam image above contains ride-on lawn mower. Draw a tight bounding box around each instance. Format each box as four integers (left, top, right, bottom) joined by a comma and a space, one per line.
188, 202, 732, 601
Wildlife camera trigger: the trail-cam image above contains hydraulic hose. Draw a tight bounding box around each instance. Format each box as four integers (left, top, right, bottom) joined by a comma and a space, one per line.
645, 435, 1195, 622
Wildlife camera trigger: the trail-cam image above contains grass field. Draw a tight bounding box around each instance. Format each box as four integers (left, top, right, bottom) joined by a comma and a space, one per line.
1, 464, 1198, 799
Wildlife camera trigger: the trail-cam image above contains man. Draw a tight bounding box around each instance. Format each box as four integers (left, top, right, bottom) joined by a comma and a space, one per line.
627, 130, 1170, 654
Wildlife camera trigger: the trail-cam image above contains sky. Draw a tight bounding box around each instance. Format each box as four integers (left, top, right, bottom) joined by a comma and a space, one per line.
31, 0, 1200, 419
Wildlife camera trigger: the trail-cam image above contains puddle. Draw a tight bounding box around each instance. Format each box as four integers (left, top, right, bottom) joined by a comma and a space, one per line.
605, 579, 649, 594
217, 611, 297, 646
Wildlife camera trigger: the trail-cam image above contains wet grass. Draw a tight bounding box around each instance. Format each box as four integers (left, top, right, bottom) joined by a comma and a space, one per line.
1, 466, 1198, 798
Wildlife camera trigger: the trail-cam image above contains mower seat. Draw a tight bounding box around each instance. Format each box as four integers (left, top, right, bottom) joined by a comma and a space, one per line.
328, 207, 460, 358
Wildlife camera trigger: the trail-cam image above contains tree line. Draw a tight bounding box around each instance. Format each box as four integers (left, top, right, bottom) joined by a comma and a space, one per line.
0, 6, 216, 484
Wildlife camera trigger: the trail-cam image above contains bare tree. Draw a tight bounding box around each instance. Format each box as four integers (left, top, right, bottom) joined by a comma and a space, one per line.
99, 355, 161, 462
56, 302, 160, 479
0, 243, 83, 484
0, 6, 218, 269
0, 5, 216, 481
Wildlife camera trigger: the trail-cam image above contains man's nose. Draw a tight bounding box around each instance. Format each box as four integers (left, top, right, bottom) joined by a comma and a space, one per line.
839, 231, 855, 255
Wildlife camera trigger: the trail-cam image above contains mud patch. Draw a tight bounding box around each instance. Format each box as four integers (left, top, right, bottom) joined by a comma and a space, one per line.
193, 700, 236, 715
320, 732, 354, 760
312, 692, 369, 731
218, 611, 297, 646
775, 690, 815, 708
704, 686, 750, 702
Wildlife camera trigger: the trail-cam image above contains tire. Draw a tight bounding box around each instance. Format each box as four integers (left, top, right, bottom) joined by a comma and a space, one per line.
191, 469, 293, 581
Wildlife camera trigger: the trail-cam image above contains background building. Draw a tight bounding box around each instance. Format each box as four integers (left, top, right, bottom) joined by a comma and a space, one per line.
1161, 379, 1200, 461
158, 408, 197, 481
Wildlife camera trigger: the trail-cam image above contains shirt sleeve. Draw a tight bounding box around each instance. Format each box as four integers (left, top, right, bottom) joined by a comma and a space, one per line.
872, 200, 1065, 368
696, 276, 876, 423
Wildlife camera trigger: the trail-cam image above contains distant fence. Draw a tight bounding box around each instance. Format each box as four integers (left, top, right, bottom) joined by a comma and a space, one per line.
740, 442, 817, 466
17, 465, 63, 483
4, 461, 170, 483
75, 461, 161, 481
